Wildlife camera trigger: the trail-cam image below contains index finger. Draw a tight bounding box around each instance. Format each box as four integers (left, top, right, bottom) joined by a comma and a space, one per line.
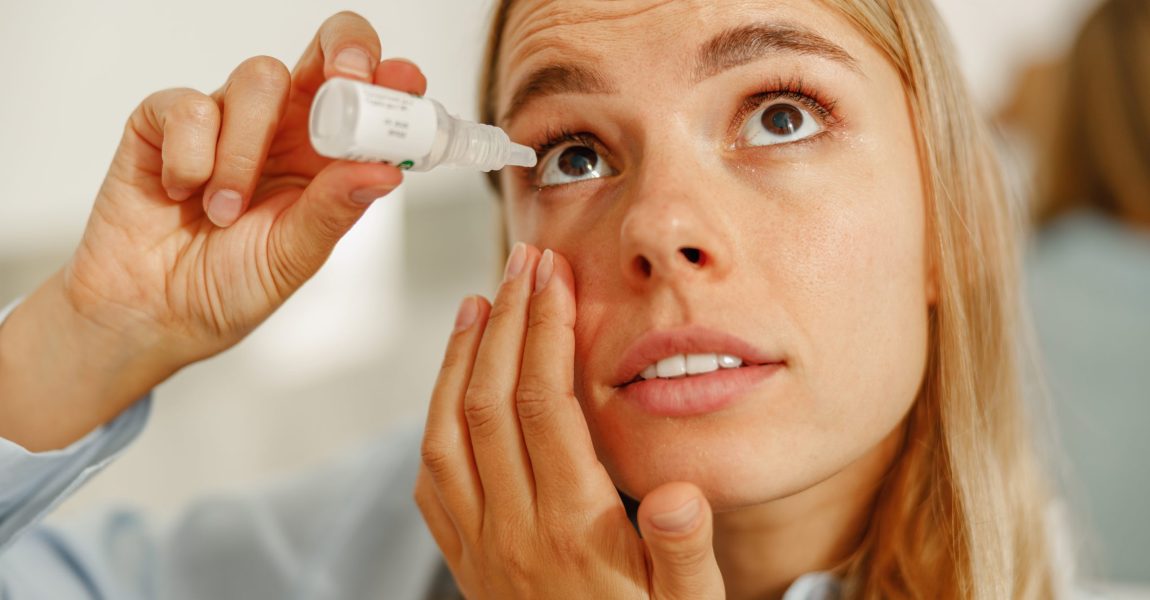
291, 11, 382, 95
516, 250, 614, 509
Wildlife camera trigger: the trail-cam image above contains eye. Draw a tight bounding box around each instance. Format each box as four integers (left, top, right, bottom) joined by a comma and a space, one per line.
739, 102, 823, 147
537, 143, 616, 187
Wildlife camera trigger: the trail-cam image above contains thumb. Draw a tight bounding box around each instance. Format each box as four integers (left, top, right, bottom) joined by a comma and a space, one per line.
269, 160, 402, 288
638, 482, 725, 600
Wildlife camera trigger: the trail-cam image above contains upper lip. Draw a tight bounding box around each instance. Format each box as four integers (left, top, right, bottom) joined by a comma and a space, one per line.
612, 325, 784, 387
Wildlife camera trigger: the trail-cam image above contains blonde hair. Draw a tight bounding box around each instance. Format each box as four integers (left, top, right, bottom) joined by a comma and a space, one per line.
478, 1, 1057, 597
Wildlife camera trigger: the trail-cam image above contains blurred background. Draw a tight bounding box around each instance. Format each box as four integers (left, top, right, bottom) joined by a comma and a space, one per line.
0, 0, 1146, 592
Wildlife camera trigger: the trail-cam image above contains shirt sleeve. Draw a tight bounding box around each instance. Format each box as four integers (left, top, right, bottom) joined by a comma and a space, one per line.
0, 298, 153, 556
0, 418, 441, 600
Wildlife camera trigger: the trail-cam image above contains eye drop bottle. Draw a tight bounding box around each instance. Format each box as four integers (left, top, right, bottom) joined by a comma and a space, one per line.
308, 77, 537, 172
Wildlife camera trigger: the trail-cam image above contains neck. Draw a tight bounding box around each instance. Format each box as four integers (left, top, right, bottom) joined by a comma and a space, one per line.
712, 425, 904, 600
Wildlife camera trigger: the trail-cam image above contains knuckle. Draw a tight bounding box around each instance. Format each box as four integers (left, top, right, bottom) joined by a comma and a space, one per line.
266, 227, 316, 289
462, 389, 504, 437
550, 533, 588, 571
172, 92, 219, 126
514, 380, 559, 423
235, 55, 290, 92
419, 436, 456, 479
217, 150, 261, 177
304, 213, 345, 246
490, 529, 531, 583
140, 88, 182, 112
504, 555, 531, 591
140, 89, 169, 108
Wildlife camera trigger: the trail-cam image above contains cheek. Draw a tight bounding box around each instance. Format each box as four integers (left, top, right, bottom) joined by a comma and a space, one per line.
508, 212, 620, 401
766, 134, 929, 454
568, 248, 625, 399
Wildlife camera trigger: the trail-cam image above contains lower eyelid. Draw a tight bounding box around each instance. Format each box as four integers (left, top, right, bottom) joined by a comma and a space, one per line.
533, 177, 611, 195
739, 130, 830, 152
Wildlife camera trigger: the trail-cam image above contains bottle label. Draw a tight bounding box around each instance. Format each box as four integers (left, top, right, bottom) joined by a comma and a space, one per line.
354, 86, 437, 163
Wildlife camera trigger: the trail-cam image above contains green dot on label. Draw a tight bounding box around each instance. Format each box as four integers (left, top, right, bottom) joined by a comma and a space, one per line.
398, 160, 415, 170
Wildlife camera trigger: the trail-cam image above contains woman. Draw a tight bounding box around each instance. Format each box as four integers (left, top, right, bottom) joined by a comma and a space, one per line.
0, 1, 1059, 598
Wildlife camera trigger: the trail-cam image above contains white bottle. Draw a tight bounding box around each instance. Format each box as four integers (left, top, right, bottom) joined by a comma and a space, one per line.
308, 77, 537, 172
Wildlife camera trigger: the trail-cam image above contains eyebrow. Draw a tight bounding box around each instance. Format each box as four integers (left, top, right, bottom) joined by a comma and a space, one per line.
693, 22, 860, 82
501, 63, 616, 126
499, 22, 859, 126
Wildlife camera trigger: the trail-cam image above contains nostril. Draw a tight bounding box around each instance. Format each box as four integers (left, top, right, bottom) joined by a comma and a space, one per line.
680, 247, 705, 266
634, 256, 653, 278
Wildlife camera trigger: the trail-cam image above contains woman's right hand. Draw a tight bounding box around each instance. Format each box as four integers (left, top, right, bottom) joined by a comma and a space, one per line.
0, 12, 425, 450
415, 247, 726, 599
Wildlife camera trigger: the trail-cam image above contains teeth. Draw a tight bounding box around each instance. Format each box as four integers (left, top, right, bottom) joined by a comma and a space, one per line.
655, 355, 687, 378
639, 353, 745, 381
686, 353, 719, 375
718, 354, 743, 369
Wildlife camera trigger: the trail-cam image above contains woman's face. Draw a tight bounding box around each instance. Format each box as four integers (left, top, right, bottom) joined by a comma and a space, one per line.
495, 0, 933, 511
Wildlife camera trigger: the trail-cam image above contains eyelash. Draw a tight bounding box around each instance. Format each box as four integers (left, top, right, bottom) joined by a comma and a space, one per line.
522, 77, 840, 185
735, 76, 841, 135
531, 126, 599, 162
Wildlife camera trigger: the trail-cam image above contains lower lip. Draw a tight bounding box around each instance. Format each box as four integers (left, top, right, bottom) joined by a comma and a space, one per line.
617, 363, 783, 417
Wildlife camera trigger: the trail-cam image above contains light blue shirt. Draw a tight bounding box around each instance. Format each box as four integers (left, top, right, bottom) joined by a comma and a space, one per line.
0, 299, 842, 599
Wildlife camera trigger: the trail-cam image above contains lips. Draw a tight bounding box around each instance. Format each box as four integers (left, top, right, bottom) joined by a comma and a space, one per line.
609, 325, 784, 417
612, 325, 783, 387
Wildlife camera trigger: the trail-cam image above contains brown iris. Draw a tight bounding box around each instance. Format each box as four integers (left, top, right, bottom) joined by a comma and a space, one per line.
761, 104, 803, 136
557, 146, 599, 178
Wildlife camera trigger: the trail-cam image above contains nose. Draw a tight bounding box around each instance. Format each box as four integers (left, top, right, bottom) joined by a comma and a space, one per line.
617, 167, 732, 288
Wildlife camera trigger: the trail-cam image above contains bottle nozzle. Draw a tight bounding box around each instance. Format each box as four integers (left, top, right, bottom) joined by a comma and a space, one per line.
507, 143, 538, 169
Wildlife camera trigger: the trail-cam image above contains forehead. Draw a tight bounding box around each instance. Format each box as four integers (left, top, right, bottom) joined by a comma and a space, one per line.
496, 0, 872, 114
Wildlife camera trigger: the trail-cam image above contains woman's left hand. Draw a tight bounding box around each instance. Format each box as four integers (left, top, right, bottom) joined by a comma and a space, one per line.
414, 243, 726, 599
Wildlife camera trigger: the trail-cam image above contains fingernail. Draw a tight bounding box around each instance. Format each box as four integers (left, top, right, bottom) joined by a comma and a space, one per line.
207, 189, 243, 227
650, 498, 700, 533
453, 296, 478, 333
503, 242, 527, 282
167, 187, 193, 202
534, 249, 554, 293
350, 185, 395, 205
333, 47, 372, 79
